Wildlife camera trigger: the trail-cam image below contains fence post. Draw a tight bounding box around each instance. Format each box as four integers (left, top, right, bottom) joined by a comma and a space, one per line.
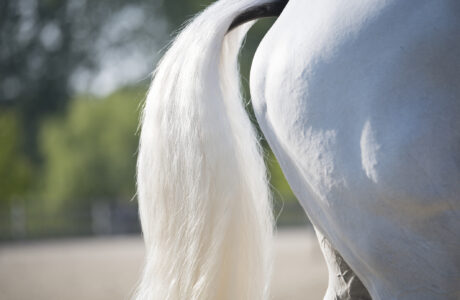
91, 202, 112, 235
10, 201, 26, 239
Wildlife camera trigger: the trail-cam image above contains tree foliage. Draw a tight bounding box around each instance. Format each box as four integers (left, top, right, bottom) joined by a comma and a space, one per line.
0, 0, 160, 159
40, 87, 142, 211
0, 110, 32, 205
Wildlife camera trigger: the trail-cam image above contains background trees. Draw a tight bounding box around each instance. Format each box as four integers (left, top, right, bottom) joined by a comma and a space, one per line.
0, 0, 162, 159
39, 87, 142, 211
0, 110, 32, 206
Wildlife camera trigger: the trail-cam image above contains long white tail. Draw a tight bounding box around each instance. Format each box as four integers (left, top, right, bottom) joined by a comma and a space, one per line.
136, 0, 279, 299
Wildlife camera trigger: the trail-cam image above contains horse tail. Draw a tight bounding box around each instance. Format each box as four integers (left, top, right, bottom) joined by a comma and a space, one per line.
136, 0, 287, 299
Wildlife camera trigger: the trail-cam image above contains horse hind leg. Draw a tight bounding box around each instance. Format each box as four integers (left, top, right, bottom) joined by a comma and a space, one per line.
315, 230, 371, 300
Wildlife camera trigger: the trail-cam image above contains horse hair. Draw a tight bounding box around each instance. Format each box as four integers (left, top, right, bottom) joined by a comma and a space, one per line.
135, 0, 276, 299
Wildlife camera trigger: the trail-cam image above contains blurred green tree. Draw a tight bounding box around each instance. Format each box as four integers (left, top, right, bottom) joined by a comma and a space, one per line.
161, 0, 214, 28
0, 110, 32, 206
0, 0, 161, 160
40, 87, 142, 211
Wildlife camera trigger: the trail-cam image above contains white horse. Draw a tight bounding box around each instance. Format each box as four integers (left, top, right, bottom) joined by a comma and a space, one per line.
136, 0, 460, 299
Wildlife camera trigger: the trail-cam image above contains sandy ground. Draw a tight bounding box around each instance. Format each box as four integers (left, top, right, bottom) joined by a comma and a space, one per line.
0, 229, 328, 300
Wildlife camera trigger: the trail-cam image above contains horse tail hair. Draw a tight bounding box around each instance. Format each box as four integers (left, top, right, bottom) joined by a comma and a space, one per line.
135, 0, 286, 299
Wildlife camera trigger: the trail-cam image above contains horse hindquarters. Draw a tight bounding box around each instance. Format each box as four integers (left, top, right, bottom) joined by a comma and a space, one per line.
251, 0, 460, 298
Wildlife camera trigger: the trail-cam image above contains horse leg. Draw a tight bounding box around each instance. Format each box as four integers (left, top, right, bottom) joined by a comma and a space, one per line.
315, 230, 371, 300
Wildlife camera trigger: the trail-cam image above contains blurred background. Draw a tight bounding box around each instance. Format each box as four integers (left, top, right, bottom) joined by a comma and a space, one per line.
0, 0, 325, 299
